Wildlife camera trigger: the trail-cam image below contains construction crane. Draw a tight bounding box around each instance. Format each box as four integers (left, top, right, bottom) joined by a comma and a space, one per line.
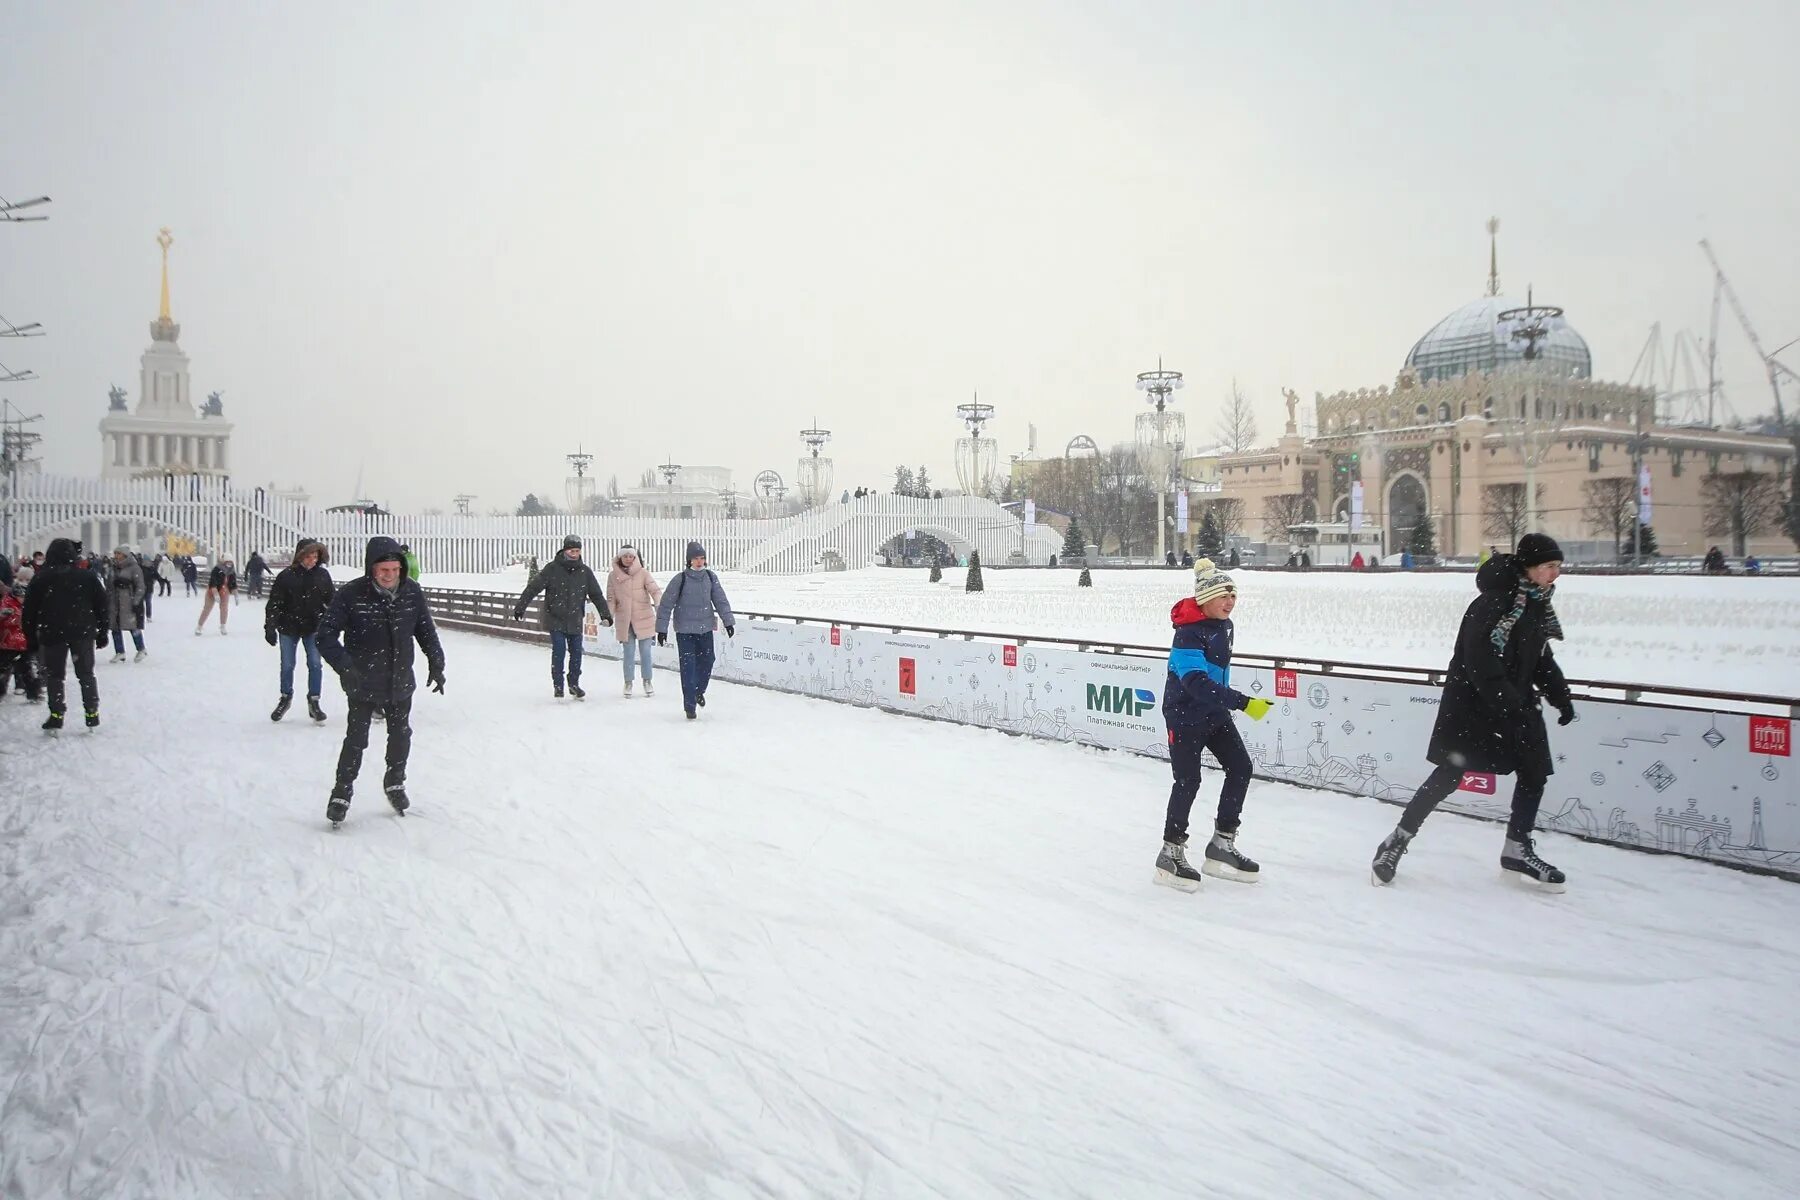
1700, 239, 1792, 426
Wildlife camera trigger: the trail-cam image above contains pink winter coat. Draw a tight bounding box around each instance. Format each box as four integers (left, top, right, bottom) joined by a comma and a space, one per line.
606, 558, 663, 641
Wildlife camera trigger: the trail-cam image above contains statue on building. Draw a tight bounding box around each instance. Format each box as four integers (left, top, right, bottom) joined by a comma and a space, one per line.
202, 391, 225, 417
1282, 387, 1300, 434
107, 384, 128, 412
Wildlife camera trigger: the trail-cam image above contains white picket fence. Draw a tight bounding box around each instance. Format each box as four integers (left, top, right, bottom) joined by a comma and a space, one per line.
0, 474, 1060, 575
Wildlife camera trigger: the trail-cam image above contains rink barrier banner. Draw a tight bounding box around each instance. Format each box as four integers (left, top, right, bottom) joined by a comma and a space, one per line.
427, 589, 1800, 881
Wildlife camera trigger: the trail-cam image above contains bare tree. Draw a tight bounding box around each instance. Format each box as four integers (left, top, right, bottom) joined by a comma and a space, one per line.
1702, 471, 1785, 555
1580, 477, 1638, 561
1217, 380, 1259, 453
1262, 493, 1311, 540
1481, 483, 1543, 549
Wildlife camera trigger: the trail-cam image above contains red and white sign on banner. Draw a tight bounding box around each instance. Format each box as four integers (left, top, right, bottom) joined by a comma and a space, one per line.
1638, 464, 1653, 524
1003, 645, 1017, 668
1275, 669, 1298, 699
1457, 772, 1498, 795
1750, 716, 1791, 757
898, 657, 916, 696
830, 625, 841, 646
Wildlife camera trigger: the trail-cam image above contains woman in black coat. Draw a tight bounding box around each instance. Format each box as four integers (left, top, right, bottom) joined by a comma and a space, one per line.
1372, 534, 1576, 889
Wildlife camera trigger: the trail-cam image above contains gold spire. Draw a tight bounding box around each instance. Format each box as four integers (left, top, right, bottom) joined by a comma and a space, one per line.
1485, 216, 1500, 297
157, 227, 173, 320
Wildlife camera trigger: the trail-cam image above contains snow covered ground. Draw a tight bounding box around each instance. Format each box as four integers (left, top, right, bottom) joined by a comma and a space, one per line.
421, 564, 1800, 698
4, 590, 1799, 1198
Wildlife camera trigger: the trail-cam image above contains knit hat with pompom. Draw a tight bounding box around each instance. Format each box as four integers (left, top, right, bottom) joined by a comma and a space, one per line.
1192, 558, 1236, 607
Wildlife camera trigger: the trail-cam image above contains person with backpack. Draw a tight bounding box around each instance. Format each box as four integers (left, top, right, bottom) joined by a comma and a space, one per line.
22, 538, 109, 731
196, 557, 237, 635
265, 538, 336, 723
316, 536, 446, 825
606, 543, 663, 697
512, 535, 611, 699
655, 540, 734, 720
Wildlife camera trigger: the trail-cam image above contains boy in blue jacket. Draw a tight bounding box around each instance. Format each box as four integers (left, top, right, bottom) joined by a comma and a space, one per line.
1156, 559, 1271, 891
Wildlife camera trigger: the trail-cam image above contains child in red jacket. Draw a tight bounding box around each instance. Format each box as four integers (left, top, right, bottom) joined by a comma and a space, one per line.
0, 583, 38, 701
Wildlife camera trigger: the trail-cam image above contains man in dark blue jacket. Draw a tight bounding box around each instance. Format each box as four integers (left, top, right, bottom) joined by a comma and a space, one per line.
316, 536, 446, 826
1154, 559, 1270, 891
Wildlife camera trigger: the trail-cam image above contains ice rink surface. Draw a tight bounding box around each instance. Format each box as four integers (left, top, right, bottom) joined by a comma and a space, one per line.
3, 590, 1798, 1198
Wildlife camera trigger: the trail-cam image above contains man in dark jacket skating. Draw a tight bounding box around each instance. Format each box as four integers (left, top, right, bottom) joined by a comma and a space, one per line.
655, 540, 734, 719
21, 538, 110, 732
1371, 534, 1575, 890
512, 535, 610, 699
316, 536, 446, 825
265, 538, 337, 723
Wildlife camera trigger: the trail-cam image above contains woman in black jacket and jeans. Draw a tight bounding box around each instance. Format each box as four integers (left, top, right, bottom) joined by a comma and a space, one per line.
1372, 534, 1576, 890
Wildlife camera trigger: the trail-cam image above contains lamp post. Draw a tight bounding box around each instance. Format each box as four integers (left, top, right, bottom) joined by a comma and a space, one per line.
1134, 360, 1185, 563
658, 458, 681, 519
954, 396, 998, 497
1495, 291, 1568, 536
798, 420, 833, 507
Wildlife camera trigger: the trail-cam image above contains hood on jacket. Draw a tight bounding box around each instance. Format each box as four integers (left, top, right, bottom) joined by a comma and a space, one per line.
294, 538, 330, 566
1476, 554, 1524, 595
363, 535, 407, 576
1170, 597, 1218, 628
45, 538, 79, 568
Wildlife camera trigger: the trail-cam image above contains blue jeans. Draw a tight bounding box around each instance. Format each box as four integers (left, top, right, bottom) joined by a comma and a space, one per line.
111, 628, 145, 654
622, 636, 654, 682
280, 633, 323, 697
676, 631, 715, 712
550, 630, 584, 688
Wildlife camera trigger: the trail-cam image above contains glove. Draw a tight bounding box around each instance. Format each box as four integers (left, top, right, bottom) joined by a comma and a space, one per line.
725, 625, 735, 639
1557, 705, 1577, 726
511, 609, 524, 622
657, 632, 667, 647
601, 616, 613, 627
95, 632, 109, 650
265, 628, 278, 647
1244, 697, 1273, 721
428, 669, 446, 694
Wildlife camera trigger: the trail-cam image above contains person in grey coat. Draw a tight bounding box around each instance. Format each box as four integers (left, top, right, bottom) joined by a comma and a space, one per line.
513, 534, 611, 698
106, 547, 147, 662
655, 540, 734, 719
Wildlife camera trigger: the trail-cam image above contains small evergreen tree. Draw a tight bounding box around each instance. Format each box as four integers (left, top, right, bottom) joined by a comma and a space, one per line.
1195, 510, 1223, 558
1633, 521, 1660, 558
526, 555, 539, 579
1078, 566, 1093, 587
1407, 513, 1438, 561
1061, 516, 1085, 560
965, 549, 984, 592
916, 465, 931, 497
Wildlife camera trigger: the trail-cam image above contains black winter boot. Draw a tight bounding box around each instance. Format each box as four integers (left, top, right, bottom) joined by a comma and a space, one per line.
1371, 826, 1413, 886
307, 696, 326, 722
271, 694, 292, 722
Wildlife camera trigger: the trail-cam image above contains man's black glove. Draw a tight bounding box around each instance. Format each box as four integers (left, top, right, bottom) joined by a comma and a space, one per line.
656, 631, 667, 647
95, 631, 109, 650
725, 625, 735, 639
428, 668, 446, 694
265, 628, 278, 647
1556, 705, 1577, 726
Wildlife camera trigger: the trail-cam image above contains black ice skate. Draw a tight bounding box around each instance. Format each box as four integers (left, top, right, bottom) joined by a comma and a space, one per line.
1371, 826, 1413, 886
568, 682, 586, 700
384, 784, 410, 815
1501, 836, 1566, 893
42, 710, 64, 733
326, 793, 350, 827
553, 684, 564, 699
1153, 838, 1204, 892
685, 708, 697, 720
1202, 830, 1260, 883
84, 710, 99, 730
696, 693, 706, 708
307, 696, 326, 722
271, 694, 292, 722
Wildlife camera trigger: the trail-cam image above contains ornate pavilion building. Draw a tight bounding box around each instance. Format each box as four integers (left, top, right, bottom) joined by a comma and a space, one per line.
1216, 235, 1793, 558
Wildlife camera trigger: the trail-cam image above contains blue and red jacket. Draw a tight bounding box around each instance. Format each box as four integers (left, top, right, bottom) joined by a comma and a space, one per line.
1162, 598, 1250, 731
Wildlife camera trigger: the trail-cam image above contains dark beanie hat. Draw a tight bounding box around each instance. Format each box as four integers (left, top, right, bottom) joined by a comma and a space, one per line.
1516, 533, 1563, 567
562, 534, 582, 550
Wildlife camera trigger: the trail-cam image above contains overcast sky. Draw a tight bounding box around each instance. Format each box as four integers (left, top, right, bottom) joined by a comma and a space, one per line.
5, 0, 1797, 511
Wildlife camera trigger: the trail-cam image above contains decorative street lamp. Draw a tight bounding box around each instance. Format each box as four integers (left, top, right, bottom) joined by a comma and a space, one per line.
797, 419, 833, 507
954, 395, 998, 497
658, 457, 681, 519
1495, 289, 1570, 535
1134, 360, 1185, 563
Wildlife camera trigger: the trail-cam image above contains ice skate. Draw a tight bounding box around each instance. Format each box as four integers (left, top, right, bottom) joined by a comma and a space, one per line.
553, 684, 564, 699
642, 680, 654, 697
109, 652, 126, 664
134, 649, 147, 663
696, 693, 706, 708
42, 711, 63, 734
326, 793, 350, 828
307, 696, 326, 722
568, 682, 586, 699
384, 784, 410, 815
271, 694, 292, 722
1153, 838, 1204, 892
193, 627, 202, 636
1202, 829, 1260, 883
84, 710, 99, 730
1371, 826, 1413, 886
623, 680, 634, 698
1501, 836, 1566, 893
685, 707, 697, 720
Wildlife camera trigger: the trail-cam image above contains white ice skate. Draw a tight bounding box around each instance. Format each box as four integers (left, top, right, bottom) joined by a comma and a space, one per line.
109, 652, 126, 664
624, 681, 634, 698
134, 649, 147, 663
642, 680, 655, 697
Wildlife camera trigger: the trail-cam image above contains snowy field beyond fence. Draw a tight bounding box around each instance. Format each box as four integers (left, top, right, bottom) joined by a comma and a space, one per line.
3, 589, 1798, 1198
419, 564, 1800, 698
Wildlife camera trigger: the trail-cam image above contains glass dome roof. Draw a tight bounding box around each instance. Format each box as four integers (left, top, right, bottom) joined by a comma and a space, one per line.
1404, 295, 1591, 383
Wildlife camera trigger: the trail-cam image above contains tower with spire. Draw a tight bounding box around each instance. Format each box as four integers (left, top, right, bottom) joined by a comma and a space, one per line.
98, 227, 235, 479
